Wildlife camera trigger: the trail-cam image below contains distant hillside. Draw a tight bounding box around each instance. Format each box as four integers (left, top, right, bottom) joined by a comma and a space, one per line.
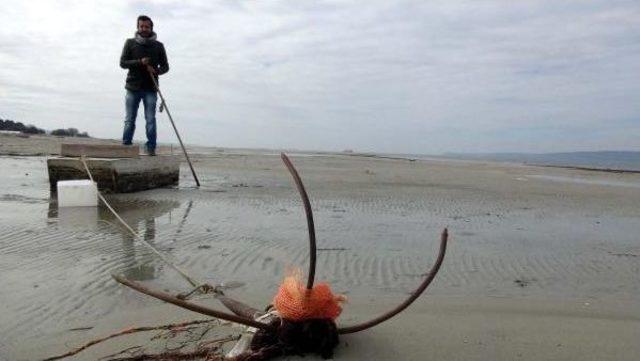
440, 151, 640, 172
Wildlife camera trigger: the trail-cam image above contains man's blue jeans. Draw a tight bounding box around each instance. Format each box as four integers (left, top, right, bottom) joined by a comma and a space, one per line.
122, 90, 157, 151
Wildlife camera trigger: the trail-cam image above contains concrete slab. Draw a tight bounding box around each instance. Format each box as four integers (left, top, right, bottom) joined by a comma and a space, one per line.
47, 155, 181, 193
61, 143, 140, 158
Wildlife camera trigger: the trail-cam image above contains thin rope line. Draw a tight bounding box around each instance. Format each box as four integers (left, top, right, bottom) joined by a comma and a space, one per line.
79, 156, 201, 288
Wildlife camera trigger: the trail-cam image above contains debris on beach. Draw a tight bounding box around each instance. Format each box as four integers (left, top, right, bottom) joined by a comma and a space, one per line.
44, 153, 448, 360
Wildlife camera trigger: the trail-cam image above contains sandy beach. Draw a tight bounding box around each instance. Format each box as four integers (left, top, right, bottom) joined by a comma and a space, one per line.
1, 135, 639, 360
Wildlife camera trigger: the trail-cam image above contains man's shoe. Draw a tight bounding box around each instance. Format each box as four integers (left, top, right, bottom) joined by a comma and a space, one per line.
148, 148, 156, 156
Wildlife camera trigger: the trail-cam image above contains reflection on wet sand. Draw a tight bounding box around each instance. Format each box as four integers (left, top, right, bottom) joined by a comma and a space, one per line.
120, 217, 156, 281
47, 196, 182, 281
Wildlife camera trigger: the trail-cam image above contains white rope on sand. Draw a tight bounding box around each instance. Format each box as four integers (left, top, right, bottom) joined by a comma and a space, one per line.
78, 156, 203, 288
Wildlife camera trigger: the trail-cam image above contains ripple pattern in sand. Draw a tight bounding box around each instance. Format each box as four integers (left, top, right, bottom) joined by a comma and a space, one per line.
2, 180, 639, 353
0, 222, 160, 341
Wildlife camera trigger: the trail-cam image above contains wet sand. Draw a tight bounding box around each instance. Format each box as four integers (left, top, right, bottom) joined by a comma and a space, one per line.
0, 139, 639, 360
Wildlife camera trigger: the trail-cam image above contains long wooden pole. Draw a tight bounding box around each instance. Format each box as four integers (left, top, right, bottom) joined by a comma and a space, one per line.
148, 68, 201, 187
113, 274, 273, 330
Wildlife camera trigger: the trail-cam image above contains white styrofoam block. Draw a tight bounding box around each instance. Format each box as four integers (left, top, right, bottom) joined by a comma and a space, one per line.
57, 180, 98, 207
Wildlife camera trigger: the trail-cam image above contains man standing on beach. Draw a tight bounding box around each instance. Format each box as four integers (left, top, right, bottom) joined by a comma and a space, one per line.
119, 15, 169, 156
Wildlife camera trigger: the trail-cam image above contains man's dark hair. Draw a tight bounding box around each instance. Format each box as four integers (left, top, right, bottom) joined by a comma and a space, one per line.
137, 15, 153, 29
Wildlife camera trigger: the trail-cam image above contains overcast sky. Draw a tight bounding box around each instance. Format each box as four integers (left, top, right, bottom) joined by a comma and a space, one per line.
1, 0, 638, 154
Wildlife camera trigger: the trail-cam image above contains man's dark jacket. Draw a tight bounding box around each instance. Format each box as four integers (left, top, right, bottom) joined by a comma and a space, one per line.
120, 38, 169, 92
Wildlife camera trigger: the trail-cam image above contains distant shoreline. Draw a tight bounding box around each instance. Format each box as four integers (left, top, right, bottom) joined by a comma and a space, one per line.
436, 151, 640, 174
2, 134, 639, 174
531, 163, 640, 174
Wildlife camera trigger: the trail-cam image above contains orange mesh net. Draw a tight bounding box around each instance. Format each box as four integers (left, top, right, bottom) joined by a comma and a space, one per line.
273, 271, 346, 321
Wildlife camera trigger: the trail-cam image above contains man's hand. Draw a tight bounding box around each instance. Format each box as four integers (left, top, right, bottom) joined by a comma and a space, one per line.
141, 57, 150, 65
146, 65, 157, 75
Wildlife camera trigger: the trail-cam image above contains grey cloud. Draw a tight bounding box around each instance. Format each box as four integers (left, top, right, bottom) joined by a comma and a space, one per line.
0, 0, 638, 153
